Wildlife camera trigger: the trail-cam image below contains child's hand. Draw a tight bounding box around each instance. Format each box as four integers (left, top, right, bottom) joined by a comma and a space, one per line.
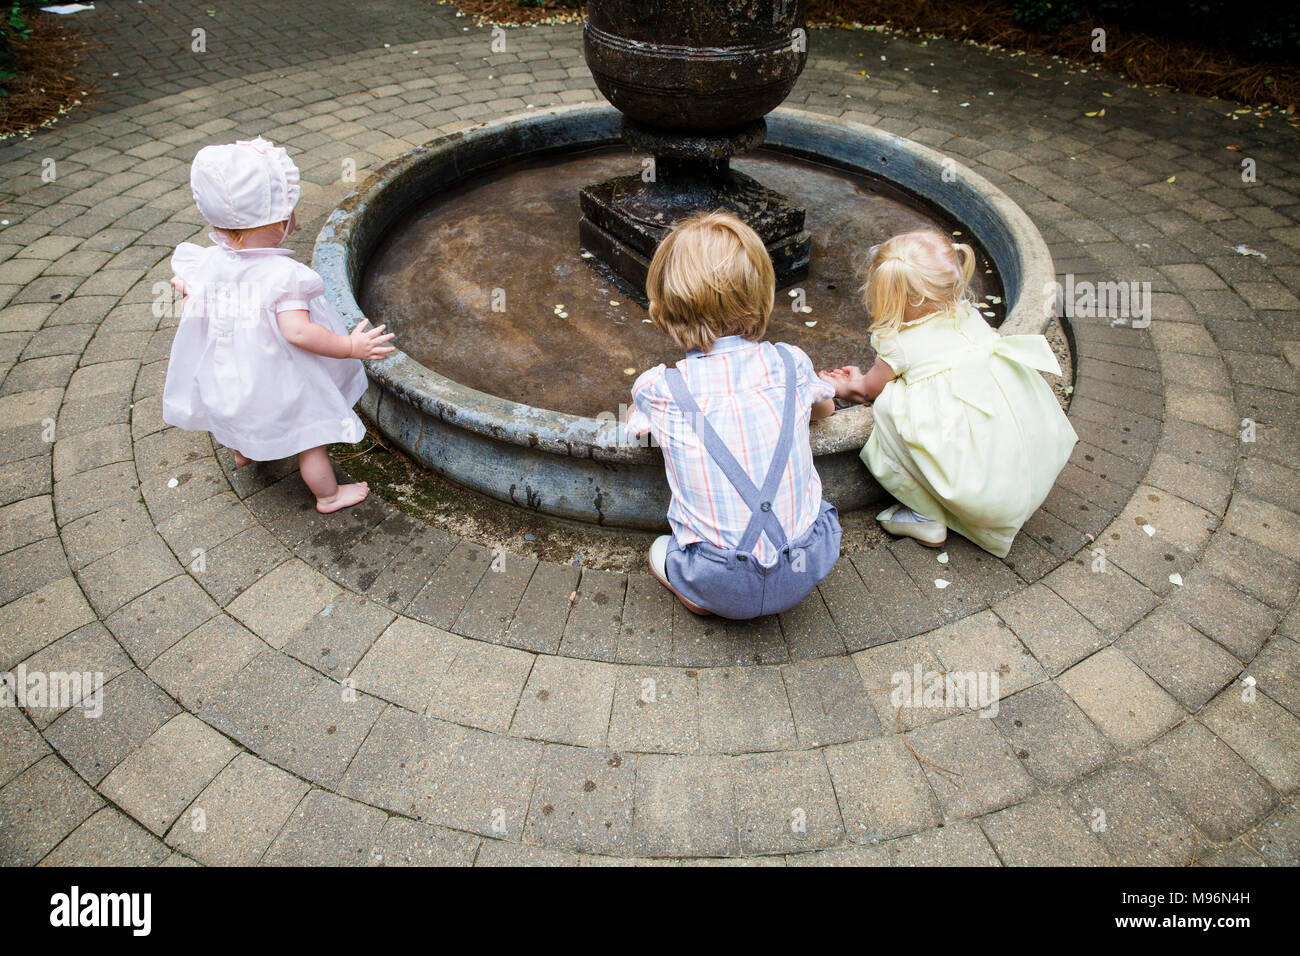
819, 366, 869, 403
348, 319, 396, 360
170, 276, 186, 297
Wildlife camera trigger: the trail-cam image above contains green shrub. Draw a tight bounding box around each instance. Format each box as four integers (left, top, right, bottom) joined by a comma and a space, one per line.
1, 2, 34, 98
1012, 0, 1299, 65
1011, 0, 1081, 35
1091, 1, 1299, 63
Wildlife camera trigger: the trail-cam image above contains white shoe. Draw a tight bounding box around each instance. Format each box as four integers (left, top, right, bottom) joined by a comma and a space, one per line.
646, 535, 712, 616
649, 534, 670, 580
879, 508, 948, 547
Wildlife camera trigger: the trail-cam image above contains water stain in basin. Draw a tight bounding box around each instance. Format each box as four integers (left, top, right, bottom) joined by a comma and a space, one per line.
359, 146, 1004, 418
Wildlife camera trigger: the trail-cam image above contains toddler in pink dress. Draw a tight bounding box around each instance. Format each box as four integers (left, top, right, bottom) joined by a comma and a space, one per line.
162, 137, 394, 513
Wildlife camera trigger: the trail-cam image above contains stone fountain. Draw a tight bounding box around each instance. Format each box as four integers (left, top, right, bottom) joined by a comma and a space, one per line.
579, 0, 810, 296
313, 3, 1057, 529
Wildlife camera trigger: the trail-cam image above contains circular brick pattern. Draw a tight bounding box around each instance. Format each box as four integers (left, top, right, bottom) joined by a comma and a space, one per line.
1, 1, 1298, 866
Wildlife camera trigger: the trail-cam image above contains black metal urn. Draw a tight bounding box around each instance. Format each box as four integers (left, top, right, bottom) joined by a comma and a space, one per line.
580, 0, 811, 298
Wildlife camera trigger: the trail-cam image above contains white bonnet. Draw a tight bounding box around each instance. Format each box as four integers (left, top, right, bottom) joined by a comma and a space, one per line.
190, 136, 301, 229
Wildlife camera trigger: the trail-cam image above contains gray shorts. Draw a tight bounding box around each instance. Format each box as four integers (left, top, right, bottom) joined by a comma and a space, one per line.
665, 501, 842, 620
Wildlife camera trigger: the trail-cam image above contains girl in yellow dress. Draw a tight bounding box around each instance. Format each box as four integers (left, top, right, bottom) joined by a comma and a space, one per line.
820, 230, 1077, 557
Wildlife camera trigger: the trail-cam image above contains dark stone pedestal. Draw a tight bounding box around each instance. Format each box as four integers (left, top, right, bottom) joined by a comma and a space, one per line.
578, 118, 810, 300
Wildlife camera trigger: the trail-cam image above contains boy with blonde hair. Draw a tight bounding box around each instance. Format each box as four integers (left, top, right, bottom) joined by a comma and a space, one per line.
627, 211, 841, 619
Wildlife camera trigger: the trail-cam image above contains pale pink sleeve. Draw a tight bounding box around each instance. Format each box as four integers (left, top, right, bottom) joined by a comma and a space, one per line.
272, 261, 326, 314
170, 242, 205, 285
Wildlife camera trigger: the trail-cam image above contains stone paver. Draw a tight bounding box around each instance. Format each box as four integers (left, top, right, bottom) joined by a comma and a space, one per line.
0, 755, 103, 866
1201, 687, 1300, 793
368, 816, 479, 867
2, 0, 1298, 865
1116, 609, 1243, 710
631, 755, 737, 858
523, 745, 636, 856
907, 712, 1036, 822
510, 655, 616, 747
100, 713, 239, 836
37, 806, 170, 867
165, 752, 310, 866
262, 789, 387, 867
991, 682, 1113, 786
979, 793, 1114, 866
1139, 722, 1278, 843
824, 737, 940, 842
1057, 648, 1184, 750
1066, 764, 1197, 866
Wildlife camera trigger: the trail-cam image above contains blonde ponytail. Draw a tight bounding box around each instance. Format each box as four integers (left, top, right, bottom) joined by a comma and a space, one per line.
860, 230, 975, 334
954, 242, 975, 285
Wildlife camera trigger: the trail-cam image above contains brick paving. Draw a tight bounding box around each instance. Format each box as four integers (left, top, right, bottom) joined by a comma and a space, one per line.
2, 1, 1300, 865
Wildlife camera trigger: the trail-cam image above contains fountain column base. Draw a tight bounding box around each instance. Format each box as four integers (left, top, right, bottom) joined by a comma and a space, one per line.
578, 118, 811, 301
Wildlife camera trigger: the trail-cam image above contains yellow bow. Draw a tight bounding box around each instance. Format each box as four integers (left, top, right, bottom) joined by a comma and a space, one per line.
949, 335, 1061, 415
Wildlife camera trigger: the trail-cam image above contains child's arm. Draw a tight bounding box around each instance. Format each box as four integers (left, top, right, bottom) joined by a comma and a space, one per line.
276, 311, 395, 360
171, 276, 188, 312
810, 397, 835, 420
859, 357, 896, 401
819, 358, 896, 404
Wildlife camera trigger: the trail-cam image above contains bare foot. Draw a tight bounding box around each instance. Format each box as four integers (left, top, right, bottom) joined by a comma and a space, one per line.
316, 481, 369, 514
232, 451, 252, 468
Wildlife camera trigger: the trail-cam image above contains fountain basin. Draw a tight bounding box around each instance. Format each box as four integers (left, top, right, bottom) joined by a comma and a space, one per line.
314, 103, 1055, 530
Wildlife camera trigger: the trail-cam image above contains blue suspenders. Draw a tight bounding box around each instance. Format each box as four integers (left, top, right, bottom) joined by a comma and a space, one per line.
664, 345, 800, 559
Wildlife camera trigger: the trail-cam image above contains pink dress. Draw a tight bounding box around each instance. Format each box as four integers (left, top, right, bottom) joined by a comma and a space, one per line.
162, 238, 368, 461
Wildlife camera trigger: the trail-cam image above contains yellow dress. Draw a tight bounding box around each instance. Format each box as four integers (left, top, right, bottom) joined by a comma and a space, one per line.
862, 302, 1077, 557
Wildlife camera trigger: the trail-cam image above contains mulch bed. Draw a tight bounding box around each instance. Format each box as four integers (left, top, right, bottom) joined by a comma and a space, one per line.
808, 0, 1298, 110
445, 0, 1299, 111
438, 0, 585, 27
0, 9, 95, 139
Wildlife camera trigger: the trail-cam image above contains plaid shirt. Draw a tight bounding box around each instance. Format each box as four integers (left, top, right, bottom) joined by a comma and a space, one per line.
627, 336, 834, 567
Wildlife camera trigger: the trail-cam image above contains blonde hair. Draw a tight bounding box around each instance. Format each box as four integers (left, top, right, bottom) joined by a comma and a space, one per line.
214, 226, 257, 248
861, 230, 975, 334
213, 216, 291, 249
645, 210, 775, 353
